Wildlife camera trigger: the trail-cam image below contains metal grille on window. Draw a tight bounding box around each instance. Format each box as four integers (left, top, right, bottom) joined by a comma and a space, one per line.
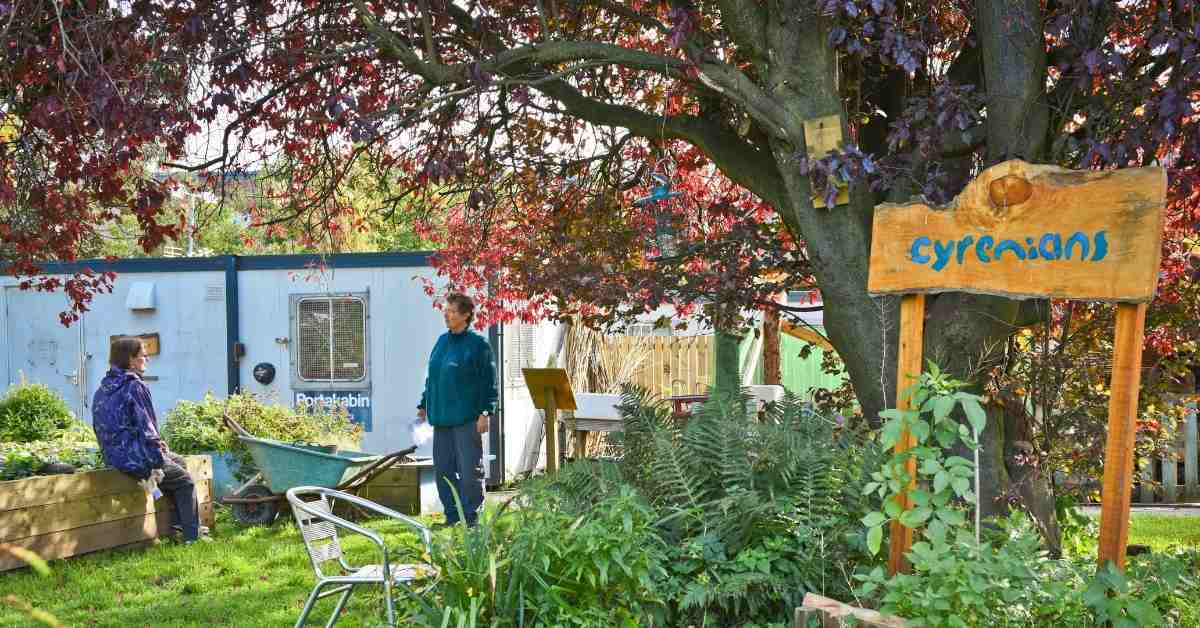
298, 297, 365, 382
298, 299, 333, 380
332, 299, 366, 380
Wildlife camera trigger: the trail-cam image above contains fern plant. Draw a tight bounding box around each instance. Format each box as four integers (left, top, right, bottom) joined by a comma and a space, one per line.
600, 384, 881, 624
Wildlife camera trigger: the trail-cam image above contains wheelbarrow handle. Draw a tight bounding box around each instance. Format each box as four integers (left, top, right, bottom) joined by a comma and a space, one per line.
335, 446, 418, 492
222, 412, 252, 438
385, 445, 419, 458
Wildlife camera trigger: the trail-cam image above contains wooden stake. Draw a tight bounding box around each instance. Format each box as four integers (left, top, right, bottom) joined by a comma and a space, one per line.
764, 307, 782, 386
573, 428, 588, 460
545, 386, 560, 473
888, 294, 925, 576
1097, 302, 1148, 571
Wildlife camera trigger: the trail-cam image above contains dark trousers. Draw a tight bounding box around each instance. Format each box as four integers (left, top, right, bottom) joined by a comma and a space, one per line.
432, 423, 484, 525
159, 452, 200, 541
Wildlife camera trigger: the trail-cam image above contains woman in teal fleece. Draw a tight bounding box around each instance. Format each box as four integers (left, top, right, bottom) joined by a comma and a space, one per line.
417, 293, 497, 527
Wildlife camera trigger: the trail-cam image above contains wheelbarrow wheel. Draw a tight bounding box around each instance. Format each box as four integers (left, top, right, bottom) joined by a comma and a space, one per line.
231, 484, 278, 525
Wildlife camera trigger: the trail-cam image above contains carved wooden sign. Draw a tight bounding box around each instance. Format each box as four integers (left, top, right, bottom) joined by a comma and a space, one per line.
867, 160, 1167, 302
866, 160, 1168, 576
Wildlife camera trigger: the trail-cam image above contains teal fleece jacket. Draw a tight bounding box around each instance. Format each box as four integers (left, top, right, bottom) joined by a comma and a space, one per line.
418, 329, 498, 427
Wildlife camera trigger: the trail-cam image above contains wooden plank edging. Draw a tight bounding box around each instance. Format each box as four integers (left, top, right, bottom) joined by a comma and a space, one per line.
0, 479, 212, 540
0, 455, 212, 512
0, 455, 214, 572
0, 501, 214, 572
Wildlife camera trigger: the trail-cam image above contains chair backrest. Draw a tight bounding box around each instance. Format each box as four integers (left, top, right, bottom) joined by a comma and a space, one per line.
289, 490, 345, 577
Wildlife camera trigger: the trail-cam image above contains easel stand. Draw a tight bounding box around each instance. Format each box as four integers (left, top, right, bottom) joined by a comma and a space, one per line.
522, 368, 577, 474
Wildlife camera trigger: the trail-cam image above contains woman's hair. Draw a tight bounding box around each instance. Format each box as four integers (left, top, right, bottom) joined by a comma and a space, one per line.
109, 337, 145, 369
446, 292, 475, 325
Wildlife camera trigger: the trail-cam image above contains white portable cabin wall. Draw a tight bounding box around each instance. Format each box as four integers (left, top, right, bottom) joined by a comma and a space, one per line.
0, 253, 521, 484
232, 254, 450, 457
1, 259, 230, 423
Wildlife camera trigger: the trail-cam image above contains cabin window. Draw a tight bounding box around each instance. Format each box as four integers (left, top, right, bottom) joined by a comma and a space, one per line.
295, 296, 367, 382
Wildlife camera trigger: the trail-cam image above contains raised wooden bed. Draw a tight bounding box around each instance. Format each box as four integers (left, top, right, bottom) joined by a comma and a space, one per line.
0, 455, 214, 572
355, 459, 440, 515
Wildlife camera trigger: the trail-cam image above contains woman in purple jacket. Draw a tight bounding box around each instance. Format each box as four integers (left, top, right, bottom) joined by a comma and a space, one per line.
92, 337, 207, 543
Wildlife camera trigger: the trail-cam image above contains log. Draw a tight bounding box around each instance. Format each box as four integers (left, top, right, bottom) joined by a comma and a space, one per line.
794, 593, 907, 628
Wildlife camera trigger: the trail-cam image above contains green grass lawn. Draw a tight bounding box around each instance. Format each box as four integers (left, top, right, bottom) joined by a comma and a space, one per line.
1, 509, 436, 628
1125, 513, 1200, 553
3, 510, 1197, 628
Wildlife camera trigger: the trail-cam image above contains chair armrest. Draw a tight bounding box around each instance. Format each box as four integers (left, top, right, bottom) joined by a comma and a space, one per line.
317, 488, 433, 553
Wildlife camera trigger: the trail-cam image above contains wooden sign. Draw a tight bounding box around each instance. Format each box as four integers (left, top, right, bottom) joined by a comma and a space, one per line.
804, 115, 850, 209
868, 160, 1166, 302
521, 368, 576, 412
866, 160, 1167, 577
109, 333, 160, 356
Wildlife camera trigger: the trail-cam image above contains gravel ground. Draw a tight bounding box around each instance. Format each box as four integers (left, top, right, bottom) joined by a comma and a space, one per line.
1080, 503, 1200, 517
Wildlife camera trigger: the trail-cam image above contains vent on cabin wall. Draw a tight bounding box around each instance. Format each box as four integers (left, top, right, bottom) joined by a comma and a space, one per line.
205, 285, 224, 301
505, 323, 537, 388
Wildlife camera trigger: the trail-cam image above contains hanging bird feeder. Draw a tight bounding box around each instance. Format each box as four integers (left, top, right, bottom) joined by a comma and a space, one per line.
634, 171, 686, 259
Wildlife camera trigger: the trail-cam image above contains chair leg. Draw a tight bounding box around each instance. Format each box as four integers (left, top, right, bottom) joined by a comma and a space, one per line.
324, 585, 354, 628
296, 582, 325, 628
382, 578, 396, 627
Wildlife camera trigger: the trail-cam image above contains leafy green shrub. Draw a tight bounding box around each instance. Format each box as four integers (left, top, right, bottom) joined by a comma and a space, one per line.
0, 380, 75, 443
162, 392, 362, 480
541, 386, 878, 625
0, 422, 103, 481
853, 364, 1200, 627
1087, 550, 1200, 628
413, 486, 666, 627
859, 363, 987, 557
857, 511, 1089, 627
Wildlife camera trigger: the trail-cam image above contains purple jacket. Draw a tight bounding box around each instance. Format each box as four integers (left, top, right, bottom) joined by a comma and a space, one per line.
92, 368, 164, 480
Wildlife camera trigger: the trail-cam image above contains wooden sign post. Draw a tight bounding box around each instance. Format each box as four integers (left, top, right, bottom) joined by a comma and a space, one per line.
867, 159, 1166, 575
521, 368, 577, 474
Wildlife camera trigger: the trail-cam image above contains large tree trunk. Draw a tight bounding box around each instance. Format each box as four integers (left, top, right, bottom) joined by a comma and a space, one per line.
754, 0, 1059, 544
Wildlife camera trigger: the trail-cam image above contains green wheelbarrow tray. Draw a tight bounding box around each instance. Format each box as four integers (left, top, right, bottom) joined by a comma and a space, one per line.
218, 413, 416, 524
236, 434, 390, 494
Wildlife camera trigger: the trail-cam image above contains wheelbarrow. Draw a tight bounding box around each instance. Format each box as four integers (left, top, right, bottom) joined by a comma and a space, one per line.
219, 414, 417, 525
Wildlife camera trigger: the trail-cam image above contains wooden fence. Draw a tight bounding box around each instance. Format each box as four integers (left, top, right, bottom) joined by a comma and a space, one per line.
607, 335, 713, 397
1138, 402, 1199, 503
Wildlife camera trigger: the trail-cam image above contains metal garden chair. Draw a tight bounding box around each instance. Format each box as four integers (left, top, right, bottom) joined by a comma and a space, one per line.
286, 486, 435, 627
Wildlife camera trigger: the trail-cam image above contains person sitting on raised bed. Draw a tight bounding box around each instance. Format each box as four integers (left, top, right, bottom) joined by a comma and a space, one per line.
92, 337, 209, 544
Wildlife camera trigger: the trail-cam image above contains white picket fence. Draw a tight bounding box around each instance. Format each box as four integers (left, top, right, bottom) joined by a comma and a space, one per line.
1138, 402, 1199, 503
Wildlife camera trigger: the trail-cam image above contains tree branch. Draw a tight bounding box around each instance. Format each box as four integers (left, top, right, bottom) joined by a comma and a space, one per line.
489, 41, 688, 76
939, 123, 987, 158
418, 0, 440, 63
354, 0, 792, 207
577, 0, 668, 34
534, 78, 788, 209
714, 0, 768, 63
692, 56, 795, 140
